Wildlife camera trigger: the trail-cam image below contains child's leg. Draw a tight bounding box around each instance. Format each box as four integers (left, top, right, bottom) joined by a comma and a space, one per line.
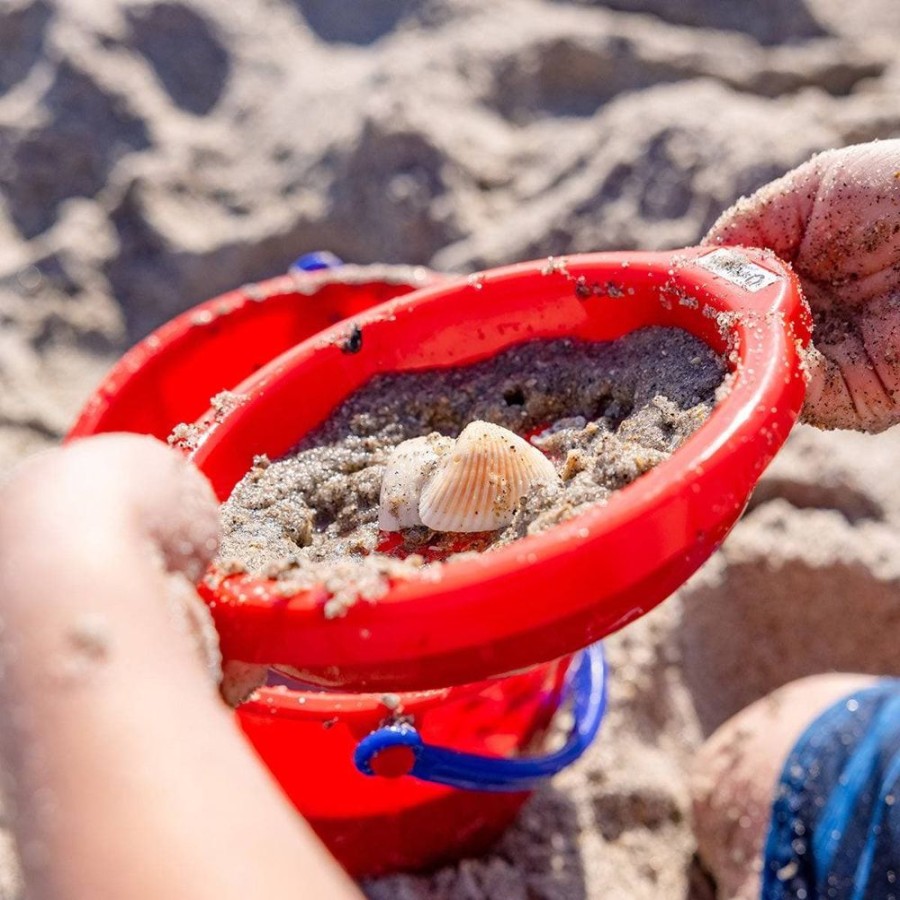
691, 674, 877, 899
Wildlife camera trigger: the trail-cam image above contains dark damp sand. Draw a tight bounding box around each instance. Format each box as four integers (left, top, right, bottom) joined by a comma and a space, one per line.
218, 326, 726, 617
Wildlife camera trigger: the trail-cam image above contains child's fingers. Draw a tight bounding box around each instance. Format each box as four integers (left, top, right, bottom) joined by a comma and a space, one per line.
705, 140, 900, 432
802, 301, 900, 434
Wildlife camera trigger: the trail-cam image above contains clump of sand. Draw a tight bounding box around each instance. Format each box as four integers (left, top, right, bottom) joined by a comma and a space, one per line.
2, 0, 900, 897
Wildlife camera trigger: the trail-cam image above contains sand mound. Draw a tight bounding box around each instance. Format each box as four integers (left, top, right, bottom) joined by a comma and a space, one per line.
1, 1, 900, 897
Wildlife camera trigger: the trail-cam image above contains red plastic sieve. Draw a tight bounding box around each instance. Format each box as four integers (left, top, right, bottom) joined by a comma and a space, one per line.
186, 246, 810, 692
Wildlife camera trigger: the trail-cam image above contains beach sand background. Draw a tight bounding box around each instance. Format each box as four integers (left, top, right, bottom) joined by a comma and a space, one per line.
1, 1, 900, 896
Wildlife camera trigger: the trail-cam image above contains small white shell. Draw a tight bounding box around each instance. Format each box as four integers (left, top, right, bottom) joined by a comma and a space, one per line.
418, 421, 560, 532
378, 434, 453, 531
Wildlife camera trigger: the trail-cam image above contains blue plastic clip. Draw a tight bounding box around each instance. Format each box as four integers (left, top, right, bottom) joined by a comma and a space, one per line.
353, 643, 607, 792
291, 251, 344, 272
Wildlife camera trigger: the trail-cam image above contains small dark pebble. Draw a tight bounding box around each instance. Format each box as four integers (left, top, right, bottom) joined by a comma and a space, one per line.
342, 324, 363, 354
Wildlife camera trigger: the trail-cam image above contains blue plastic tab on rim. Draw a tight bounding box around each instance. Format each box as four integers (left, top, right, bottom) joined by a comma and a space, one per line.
353, 642, 607, 792
291, 251, 344, 272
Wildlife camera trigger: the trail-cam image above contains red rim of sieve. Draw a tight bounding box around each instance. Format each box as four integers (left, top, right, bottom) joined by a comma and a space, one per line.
185, 246, 810, 692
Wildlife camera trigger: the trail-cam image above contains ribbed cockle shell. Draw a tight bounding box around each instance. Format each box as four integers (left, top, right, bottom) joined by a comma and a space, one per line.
378, 434, 453, 531
419, 421, 560, 532
376, 420, 560, 535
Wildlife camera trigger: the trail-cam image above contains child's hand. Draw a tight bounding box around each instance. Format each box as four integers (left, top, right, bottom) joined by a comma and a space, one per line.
0, 436, 358, 900
706, 141, 900, 433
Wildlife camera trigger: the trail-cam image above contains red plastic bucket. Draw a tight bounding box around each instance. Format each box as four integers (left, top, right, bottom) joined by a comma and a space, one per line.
66, 262, 606, 876
70, 263, 440, 441
240, 660, 568, 876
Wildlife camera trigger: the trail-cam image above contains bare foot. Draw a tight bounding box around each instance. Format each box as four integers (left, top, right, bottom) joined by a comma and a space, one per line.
706, 141, 900, 433
690, 673, 876, 900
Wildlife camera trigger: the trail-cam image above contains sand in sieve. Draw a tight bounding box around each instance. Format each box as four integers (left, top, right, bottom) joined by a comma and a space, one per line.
217, 326, 726, 617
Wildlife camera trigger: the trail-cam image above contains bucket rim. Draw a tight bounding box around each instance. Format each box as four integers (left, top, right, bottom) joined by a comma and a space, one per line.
241, 657, 566, 722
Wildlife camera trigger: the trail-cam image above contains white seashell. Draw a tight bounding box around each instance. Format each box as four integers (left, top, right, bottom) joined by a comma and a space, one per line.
418, 421, 560, 532
378, 434, 453, 531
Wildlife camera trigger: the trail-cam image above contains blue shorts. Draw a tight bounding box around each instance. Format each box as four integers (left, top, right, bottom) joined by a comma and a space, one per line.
763, 679, 900, 899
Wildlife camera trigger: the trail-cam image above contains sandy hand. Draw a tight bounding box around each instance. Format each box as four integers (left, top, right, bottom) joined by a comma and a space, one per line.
0, 436, 356, 900
705, 141, 900, 433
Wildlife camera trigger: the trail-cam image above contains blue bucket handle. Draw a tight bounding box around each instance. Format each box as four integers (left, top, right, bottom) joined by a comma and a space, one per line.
291, 251, 344, 272
353, 643, 607, 792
